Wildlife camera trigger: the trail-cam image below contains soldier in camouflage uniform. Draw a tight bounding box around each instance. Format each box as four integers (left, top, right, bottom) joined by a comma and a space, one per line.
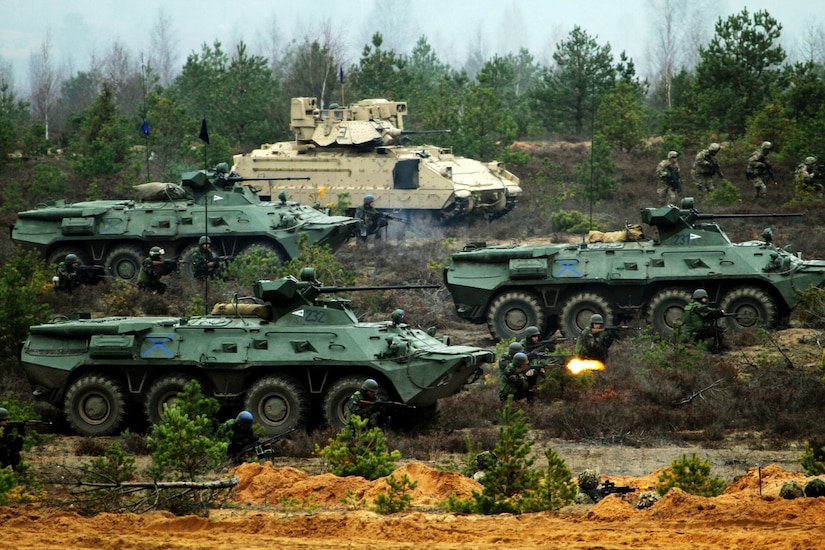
0, 407, 25, 472
222, 411, 258, 463
795, 156, 823, 195
746, 141, 776, 199
575, 314, 615, 363
355, 195, 388, 240
682, 289, 725, 349
346, 379, 382, 427
656, 151, 682, 204
691, 143, 724, 196
54, 253, 81, 293
498, 352, 534, 401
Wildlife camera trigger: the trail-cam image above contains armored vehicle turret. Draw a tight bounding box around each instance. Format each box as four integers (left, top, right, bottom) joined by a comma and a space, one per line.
12, 164, 360, 281
231, 97, 522, 223
444, 198, 825, 340
21, 268, 494, 436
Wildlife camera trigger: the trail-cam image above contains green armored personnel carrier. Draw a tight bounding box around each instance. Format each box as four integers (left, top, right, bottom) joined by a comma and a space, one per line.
444, 198, 825, 340
21, 269, 494, 436
12, 164, 359, 281
231, 97, 522, 223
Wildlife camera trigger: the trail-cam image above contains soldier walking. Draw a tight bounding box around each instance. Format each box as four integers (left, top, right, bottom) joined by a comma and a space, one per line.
656, 151, 682, 204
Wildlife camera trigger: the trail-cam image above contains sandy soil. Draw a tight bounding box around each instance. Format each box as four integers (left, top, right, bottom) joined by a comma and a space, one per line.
5, 459, 825, 549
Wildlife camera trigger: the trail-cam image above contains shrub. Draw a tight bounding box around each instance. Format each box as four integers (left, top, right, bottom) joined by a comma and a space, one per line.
315, 415, 401, 480
708, 179, 742, 206
656, 453, 725, 497
550, 209, 598, 233
800, 440, 825, 476
372, 473, 417, 514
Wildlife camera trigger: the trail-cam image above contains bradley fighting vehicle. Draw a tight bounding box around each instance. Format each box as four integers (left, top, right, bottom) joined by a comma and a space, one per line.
20, 268, 494, 436
11, 164, 360, 281
231, 97, 522, 223
444, 198, 825, 340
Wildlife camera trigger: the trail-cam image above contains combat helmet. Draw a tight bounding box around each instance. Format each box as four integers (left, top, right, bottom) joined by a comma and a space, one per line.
0, 407, 9, 421
761, 141, 773, 151
709, 143, 721, 153
236, 410, 253, 426
198, 235, 212, 246
65, 253, 79, 264
149, 246, 164, 257
391, 309, 405, 325
667, 151, 678, 159
805, 156, 817, 165
361, 379, 379, 392
363, 194, 375, 205
508, 342, 524, 356
524, 326, 540, 337
513, 352, 529, 366
590, 314, 604, 325
693, 289, 709, 300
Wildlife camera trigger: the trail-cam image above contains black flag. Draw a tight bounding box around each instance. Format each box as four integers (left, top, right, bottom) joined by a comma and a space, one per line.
199, 117, 210, 144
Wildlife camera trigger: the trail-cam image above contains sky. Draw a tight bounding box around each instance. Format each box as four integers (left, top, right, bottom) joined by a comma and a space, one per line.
0, 0, 818, 93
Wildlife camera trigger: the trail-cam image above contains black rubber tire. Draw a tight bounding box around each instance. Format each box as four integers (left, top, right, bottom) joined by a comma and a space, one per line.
486, 291, 544, 340
177, 243, 200, 279
64, 374, 127, 436
647, 287, 693, 340
719, 286, 778, 332
105, 245, 145, 282
48, 246, 91, 267
243, 375, 310, 436
322, 375, 376, 430
143, 374, 196, 426
559, 291, 616, 337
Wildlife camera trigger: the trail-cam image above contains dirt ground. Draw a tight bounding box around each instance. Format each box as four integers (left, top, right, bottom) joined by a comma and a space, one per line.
4, 460, 825, 549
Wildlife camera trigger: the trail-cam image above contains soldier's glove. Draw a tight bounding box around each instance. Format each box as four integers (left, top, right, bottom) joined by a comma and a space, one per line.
525, 369, 535, 377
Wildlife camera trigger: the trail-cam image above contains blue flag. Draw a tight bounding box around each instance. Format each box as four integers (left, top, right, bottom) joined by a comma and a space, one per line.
339, 66, 344, 84
199, 117, 210, 144
140, 119, 150, 136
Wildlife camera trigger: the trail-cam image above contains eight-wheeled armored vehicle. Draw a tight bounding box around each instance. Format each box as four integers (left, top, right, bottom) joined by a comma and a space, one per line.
21, 269, 495, 436
444, 198, 825, 340
12, 165, 360, 281
231, 97, 522, 223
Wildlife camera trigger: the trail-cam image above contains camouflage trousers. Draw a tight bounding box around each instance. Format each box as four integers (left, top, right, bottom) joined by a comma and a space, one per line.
657, 183, 681, 205
692, 175, 717, 195
752, 176, 768, 199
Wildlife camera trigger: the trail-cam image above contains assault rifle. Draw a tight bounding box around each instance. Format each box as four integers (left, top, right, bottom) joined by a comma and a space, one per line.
668, 173, 683, 194
591, 325, 635, 334
593, 480, 636, 501
75, 265, 108, 286
712, 163, 725, 179
2, 419, 53, 429
368, 400, 417, 412
233, 427, 298, 460
158, 258, 186, 276
377, 212, 409, 224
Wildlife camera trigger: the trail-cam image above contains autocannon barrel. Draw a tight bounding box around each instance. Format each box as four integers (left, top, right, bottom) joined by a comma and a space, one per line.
693, 212, 803, 219
317, 284, 440, 293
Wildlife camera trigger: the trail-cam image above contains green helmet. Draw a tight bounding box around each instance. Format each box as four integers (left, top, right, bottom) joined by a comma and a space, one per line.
524, 326, 540, 337
198, 236, 211, 246
693, 289, 708, 300
65, 253, 79, 264
215, 162, 230, 174
761, 227, 773, 242
513, 352, 529, 366
361, 379, 379, 392
363, 194, 375, 205
0, 407, 8, 421
590, 314, 604, 325
508, 342, 524, 356
709, 143, 721, 153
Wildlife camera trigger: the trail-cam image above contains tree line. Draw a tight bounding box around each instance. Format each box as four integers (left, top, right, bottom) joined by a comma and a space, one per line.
0, 7, 823, 203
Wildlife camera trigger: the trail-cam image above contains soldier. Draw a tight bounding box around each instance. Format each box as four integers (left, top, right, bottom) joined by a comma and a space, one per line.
346, 379, 382, 427
656, 151, 682, 204
390, 309, 405, 326
795, 156, 823, 195
137, 246, 179, 294
520, 325, 555, 354
222, 410, 258, 462
54, 253, 81, 293
575, 314, 616, 363
355, 194, 388, 240
682, 289, 725, 349
499, 352, 542, 401
0, 407, 25, 472
746, 141, 776, 199
191, 236, 225, 280
691, 143, 724, 195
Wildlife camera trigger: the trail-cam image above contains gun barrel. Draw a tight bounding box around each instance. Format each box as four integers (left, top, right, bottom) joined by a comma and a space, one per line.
399, 129, 451, 135
694, 212, 803, 219
317, 284, 439, 293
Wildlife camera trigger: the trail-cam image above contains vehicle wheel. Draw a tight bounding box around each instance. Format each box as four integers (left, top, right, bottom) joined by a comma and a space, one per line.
719, 286, 778, 332
177, 243, 200, 279
244, 375, 310, 436
144, 374, 195, 426
105, 245, 145, 282
47, 246, 91, 266
559, 291, 616, 337
322, 375, 380, 430
486, 291, 544, 340
647, 287, 693, 339
64, 374, 127, 436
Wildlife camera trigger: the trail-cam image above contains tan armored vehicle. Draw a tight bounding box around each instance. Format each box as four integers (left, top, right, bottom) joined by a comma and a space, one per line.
231, 97, 522, 222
